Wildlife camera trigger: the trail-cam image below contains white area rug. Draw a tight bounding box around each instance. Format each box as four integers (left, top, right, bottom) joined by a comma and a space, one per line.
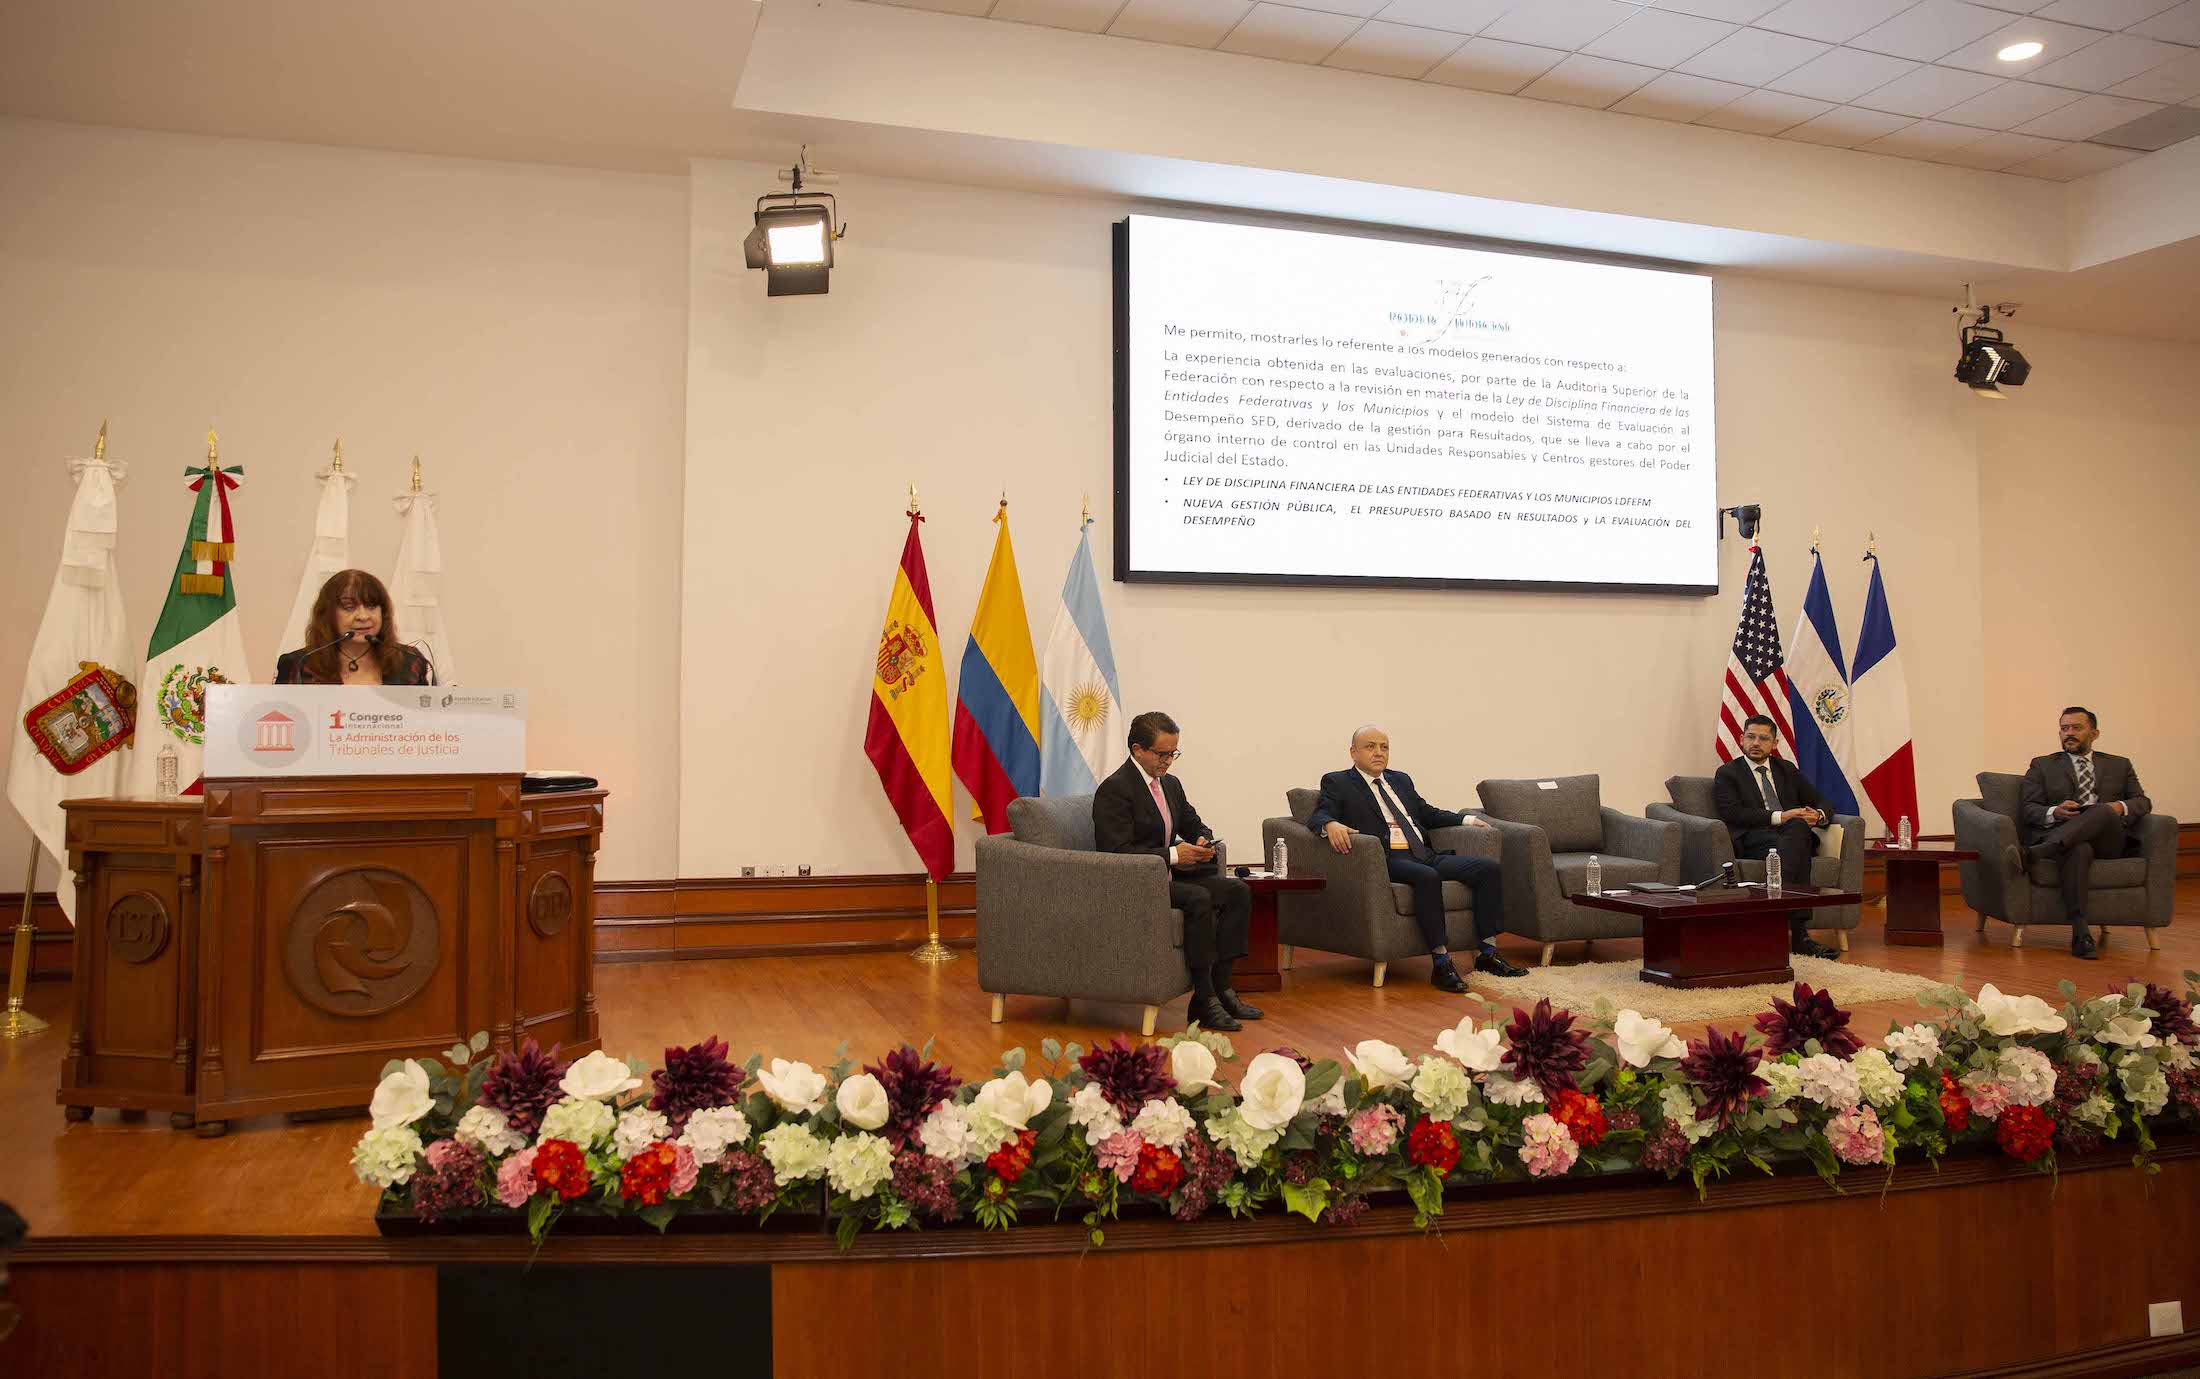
1465, 956, 1947, 1024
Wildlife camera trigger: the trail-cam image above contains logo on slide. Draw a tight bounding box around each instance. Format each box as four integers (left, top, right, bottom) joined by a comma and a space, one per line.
1812, 686, 1849, 728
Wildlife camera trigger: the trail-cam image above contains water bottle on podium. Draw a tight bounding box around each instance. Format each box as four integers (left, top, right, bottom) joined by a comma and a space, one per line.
1584, 854, 1602, 897
1270, 836, 1288, 879
1764, 847, 1783, 893
1897, 814, 1914, 850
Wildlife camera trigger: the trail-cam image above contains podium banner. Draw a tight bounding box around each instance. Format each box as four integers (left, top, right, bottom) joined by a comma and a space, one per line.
204, 685, 525, 776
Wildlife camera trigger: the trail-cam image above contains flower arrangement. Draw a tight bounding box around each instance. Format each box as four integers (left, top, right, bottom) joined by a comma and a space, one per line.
353, 971, 2200, 1245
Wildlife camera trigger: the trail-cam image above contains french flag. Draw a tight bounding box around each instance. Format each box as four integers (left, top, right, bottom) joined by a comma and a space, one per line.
1851, 551, 1917, 839
1783, 549, 1863, 818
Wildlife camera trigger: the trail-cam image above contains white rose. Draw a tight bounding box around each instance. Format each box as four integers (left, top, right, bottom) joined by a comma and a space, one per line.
1434, 1018, 1506, 1073
835, 1072, 891, 1130
560, 1049, 645, 1102
756, 1122, 830, 1182
613, 1107, 671, 1160
971, 1071, 1053, 1132
1344, 1039, 1413, 1091
1612, 1011, 1685, 1069
757, 1058, 830, 1116
1131, 1098, 1195, 1150
538, 1095, 615, 1146
454, 1104, 527, 1156
1975, 983, 2067, 1037
1238, 1051, 1307, 1131
368, 1060, 433, 1131
677, 1106, 752, 1166
2097, 1013, 2159, 1049
1169, 1040, 1219, 1094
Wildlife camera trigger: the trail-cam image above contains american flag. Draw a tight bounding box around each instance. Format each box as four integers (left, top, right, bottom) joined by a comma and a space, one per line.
1715, 544, 1796, 762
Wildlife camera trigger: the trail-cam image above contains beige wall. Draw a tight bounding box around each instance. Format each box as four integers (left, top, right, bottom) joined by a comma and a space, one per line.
0, 117, 690, 885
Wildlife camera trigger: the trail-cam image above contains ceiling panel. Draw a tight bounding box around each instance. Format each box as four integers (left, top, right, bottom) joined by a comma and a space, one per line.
1323, 19, 1466, 76
1693, 85, 1835, 129
1935, 127, 2067, 163
1216, 3, 1364, 61
1369, 0, 1514, 33
1675, 25, 1830, 81
1940, 75, 2088, 121
1861, 116, 1996, 152
1519, 51, 1664, 104
1850, 1, 2015, 60
1423, 34, 1569, 90
1857, 62, 2009, 112
2107, 43, 2200, 98
1755, 0, 1919, 43
1938, 16, 2111, 73
1610, 68, 1755, 117
1108, 0, 1257, 46
1649, 0, 1786, 21
2131, 0, 2200, 40
1585, 9, 1739, 66
990, 0, 1128, 33
1767, 45, 1923, 99
1778, 103, 1918, 141
2014, 89, 2164, 132
1481, 0, 1639, 50
2033, 0, 2182, 27
2003, 138, 2148, 172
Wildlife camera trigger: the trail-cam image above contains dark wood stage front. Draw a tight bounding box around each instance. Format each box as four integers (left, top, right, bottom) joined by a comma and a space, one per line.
7, 889, 2200, 1378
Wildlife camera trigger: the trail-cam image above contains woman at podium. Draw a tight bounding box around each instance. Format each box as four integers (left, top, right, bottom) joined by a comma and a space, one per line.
274, 569, 436, 686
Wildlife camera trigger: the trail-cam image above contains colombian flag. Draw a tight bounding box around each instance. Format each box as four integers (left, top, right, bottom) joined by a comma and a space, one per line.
952, 503, 1041, 833
865, 507, 955, 880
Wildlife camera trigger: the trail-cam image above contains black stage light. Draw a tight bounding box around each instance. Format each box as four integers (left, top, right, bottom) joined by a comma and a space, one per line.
742, 182, 843, 297
1955, 325, 2030, 399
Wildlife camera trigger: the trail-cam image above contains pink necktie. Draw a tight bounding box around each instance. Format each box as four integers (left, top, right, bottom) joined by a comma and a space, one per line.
1149, 776, 1170, 843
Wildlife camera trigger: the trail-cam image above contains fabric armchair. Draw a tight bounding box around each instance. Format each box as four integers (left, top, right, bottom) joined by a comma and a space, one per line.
1648, 775, 1864, 947
1261, 789, 1498, 987
975, 794, 1192, 1036
1474, 774, 1681, 966
1957, 772, 2176, 949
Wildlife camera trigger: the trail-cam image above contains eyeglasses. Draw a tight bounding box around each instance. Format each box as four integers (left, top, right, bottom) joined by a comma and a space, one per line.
1144, 748, 1184, 762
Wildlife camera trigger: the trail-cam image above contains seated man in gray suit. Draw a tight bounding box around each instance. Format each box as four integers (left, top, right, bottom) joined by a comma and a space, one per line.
2021, 706, 2150, 960
1308, 724, 1525, 990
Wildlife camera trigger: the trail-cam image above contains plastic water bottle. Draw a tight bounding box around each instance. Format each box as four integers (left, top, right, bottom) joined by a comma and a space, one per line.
1897, 814, 1914, 850
1584, 854, 1602, 896
1270, 836, 1287, 879
155, 742, 179, 801
1765, 847, 1783, 893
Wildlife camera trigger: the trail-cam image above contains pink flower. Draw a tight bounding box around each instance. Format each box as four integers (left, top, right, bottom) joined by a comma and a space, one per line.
1347, 1104, 1405, 1156
1519, 1112, 1578, 1179
495, 1146, 540, 1208
1096, 1129, 1146, 1183
1827, 1104, 1884, 1165
1962, 1073, 2012, 1123
669, 1141, 699, 1197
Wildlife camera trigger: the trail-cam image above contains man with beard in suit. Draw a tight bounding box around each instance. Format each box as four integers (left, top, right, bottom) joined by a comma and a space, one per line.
2021, 706, 2150, 960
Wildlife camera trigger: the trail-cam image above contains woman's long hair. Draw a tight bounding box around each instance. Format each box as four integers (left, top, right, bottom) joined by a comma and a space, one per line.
300, 569, 407, 683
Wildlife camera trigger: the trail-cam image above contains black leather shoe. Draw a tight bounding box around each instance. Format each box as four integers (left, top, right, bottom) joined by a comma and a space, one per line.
2071, 929, 2099, 960
1431, 960, 1470, 993
1188, 996, 1241, 1032
1217, 989, 1264, 1021
1474, 948, 1528, 978
1791, 937, 1840, 960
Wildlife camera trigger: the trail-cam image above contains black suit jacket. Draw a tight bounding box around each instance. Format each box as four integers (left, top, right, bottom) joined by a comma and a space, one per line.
1713, 755, 1825, 848
1093, 757, 1213, 864
275, 645, 435, 686
1307, 768, 1463, 854
2019, 751, 2149, 844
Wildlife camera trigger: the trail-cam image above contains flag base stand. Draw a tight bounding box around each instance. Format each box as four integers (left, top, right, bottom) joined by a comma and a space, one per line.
909, 878, 958, 966
2, 845, 51, 1040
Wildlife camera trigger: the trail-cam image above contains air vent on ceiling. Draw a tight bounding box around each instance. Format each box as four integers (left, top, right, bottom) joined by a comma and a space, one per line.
2090, 107, 2200, 153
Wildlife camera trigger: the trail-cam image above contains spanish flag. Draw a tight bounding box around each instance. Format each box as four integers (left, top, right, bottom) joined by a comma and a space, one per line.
951, 502, 1040, 833
864, 504, 954, 881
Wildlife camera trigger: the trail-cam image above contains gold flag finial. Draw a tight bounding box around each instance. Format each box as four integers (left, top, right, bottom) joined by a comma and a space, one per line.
94, 419, 108, 461
907, 481, 920, 516
1811, 525, 1821, 553
331, 438, 344, 472
410, 454, 423, 492
1081, 494, 1090, 526
206, 426, 219, 463
1866, 531, 1879, 559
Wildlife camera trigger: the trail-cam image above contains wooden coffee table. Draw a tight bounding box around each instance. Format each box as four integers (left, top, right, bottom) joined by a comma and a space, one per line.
1232, 871, 1324, 993
1869, 842, 1978, 947
1572, 885, 1864, 988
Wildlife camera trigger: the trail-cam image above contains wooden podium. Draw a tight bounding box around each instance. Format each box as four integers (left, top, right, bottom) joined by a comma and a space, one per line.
58, 776, 604, 1135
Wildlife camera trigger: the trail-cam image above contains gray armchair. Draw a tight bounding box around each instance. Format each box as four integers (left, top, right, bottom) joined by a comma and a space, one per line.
1647, 775, 1864, 950
1261, 788, 1503, 988
1474, 774, 1682, 966
1955, 771, 2176, 950
974, 794, 1194, 1037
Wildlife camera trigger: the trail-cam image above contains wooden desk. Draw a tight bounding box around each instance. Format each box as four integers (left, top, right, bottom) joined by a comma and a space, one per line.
1572, 885, 1863, 988
58, 779, 605, 1134
1870, 843, 1978, 948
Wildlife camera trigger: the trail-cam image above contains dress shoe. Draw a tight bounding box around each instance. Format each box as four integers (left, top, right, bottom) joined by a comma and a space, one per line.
1791, 936, 1840, 960
2070, 928, 2098, 960
1430, 959, 1470, 994
1217, 989, 1264, 1021
1474, 948, 1528, 978
1188, 996, 1241, 1032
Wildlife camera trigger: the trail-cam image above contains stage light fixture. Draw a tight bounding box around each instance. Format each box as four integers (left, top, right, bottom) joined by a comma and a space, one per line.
1718, 503, 1762, 541
1951, 287, 2029, 399
743, 154, 846, 297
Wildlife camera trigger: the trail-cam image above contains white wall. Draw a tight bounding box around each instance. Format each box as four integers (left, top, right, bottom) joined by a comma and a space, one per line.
0, 117, 690, 885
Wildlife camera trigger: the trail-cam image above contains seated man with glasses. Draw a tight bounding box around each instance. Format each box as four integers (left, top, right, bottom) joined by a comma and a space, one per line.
1092, 710, 1256, 1032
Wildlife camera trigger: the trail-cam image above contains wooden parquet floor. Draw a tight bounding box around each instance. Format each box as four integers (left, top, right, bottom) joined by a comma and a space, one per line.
6, 884, 2195, 1241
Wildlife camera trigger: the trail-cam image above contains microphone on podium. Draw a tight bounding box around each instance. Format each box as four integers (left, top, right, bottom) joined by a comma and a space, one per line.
368, 633, 438, 686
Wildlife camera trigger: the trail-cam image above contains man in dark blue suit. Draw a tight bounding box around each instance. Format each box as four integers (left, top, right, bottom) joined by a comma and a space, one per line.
1309, 724, 1523, 991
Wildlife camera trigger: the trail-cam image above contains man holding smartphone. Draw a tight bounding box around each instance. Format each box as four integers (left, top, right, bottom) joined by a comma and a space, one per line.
1093, 711, 1256, 1031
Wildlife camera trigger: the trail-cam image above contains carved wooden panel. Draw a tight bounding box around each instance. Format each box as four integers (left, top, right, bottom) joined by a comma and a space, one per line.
282, 867, 441, 1017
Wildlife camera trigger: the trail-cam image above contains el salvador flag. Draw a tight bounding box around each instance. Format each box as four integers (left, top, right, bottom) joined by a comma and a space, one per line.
1038, 521, 1124, 796
1782, 550, 1863, 818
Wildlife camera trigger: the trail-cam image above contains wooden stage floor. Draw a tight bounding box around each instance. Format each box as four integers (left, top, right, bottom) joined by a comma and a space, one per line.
7, 885, 2197, 1243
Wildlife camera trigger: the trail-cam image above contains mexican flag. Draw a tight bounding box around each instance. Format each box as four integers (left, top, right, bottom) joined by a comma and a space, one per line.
124, 440, 253, 797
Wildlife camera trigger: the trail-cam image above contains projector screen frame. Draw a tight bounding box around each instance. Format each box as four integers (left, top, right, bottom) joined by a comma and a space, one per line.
1110, 213, 1720, 598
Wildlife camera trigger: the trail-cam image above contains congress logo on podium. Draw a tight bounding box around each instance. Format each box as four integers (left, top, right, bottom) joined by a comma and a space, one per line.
232, 699, 314, 770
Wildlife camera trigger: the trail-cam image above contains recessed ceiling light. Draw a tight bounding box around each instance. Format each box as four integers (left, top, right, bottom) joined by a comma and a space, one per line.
1997, 40, 2045, 62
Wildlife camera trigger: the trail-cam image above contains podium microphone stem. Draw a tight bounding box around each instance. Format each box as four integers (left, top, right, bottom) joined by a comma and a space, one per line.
910, 876, 956, 965
2, 842, 50, 1039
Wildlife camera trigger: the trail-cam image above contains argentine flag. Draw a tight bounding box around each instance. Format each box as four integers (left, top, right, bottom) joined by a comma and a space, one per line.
1038, 520, 1124, 796
1782, 549, 1862, 818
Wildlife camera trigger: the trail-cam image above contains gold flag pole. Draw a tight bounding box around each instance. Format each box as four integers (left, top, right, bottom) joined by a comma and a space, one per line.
2, 843, 50, 1038
911, 876, 954, 965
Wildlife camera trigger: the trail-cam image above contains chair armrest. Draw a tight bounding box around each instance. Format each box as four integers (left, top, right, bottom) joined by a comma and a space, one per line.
1264, 817, 1393, 942
1827, 815, 1864, 891
1645, 803, 1732, 881
1951, 800, 2021, 923
1599, 807, 1682, 881
1475, 816, 1559, 935
2138, 814, 2179, 923
975, 837, 1173, 946
1427, 824, 1502, 862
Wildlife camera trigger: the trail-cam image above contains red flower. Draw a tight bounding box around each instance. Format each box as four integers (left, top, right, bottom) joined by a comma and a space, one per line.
1405, 1116, 1459, 1175
985, 1128, 1037, 1185
1995, 1104, 2054, 1161
1550, 1089, 1608, 1149
1131, 1142, 1185, 1196
532, 1138, 592, 1201
619, 1142, 679, 1206
1938, 1071, 1971, 1134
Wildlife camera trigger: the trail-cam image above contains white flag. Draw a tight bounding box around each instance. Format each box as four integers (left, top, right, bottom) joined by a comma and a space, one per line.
277, 442, 357, 659
1038, 520, 1124, 795
6, 435, 135, 919
390, 462, 456, 685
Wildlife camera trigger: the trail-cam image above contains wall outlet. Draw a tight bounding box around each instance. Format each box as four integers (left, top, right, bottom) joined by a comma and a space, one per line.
741, 865, 756, 878
2149, 1301, 2183, 1337
797, 864, 812, 877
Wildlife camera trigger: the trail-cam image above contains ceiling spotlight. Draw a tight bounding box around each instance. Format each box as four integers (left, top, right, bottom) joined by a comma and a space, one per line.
1997, 40, 2044, 61
1952, 285, 2029, 398
743, 156, 847, 297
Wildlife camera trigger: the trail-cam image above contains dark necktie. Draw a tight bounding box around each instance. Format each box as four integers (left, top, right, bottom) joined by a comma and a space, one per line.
1755, 765, 1780, 813
2075, 755, 2096, 806
1374, 777, 1431, 861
